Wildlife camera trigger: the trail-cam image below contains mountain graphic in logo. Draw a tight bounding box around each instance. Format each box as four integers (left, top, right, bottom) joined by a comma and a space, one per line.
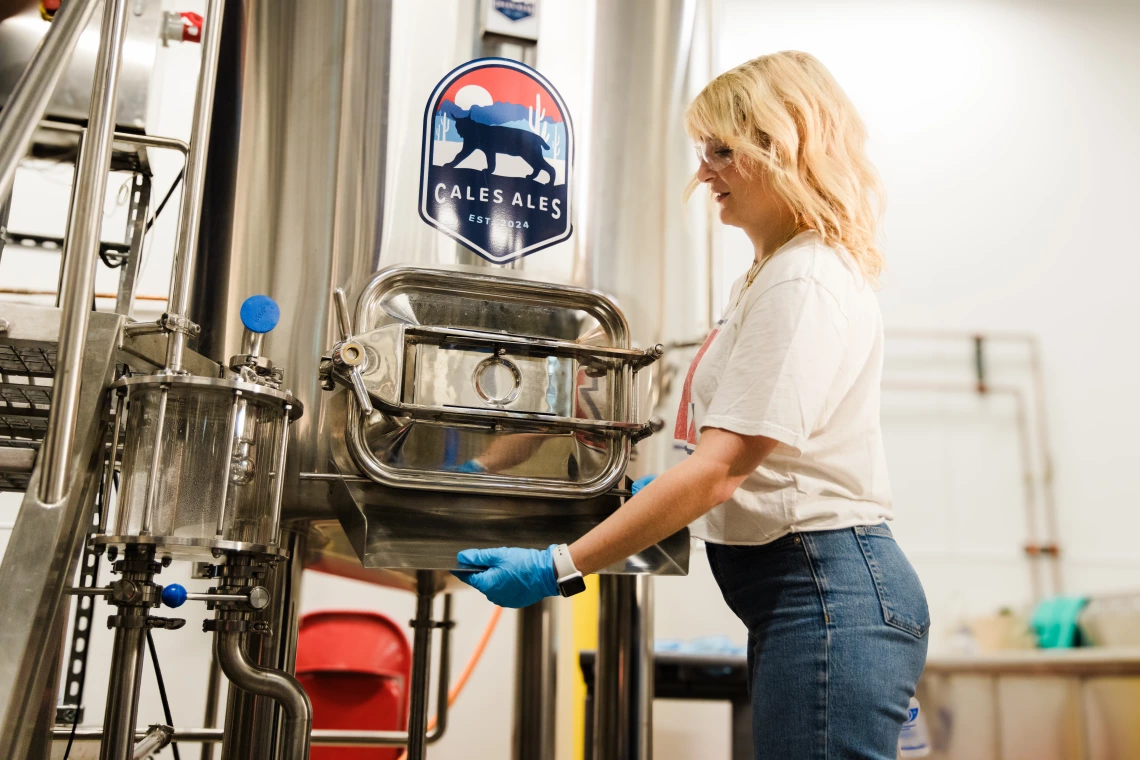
419, 58, 574, 264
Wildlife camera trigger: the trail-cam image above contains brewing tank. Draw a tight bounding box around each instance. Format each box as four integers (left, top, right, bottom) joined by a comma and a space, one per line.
189, 0, 711, 528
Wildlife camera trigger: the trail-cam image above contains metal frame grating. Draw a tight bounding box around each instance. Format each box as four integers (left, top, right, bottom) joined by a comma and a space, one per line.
0, 344, 58, 377
0, 381, 53, 407
0, 472, 31, 491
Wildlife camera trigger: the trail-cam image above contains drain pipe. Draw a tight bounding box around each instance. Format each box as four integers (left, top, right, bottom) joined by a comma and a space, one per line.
215, 632, 312, 760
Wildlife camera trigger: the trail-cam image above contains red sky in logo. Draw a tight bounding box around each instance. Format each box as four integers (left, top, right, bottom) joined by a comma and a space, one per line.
438, 67, 564, 123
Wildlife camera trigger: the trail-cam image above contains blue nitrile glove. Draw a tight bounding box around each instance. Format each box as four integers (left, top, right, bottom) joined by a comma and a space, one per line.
631, 475, 657, 495
452, 459, 487, 474
451, 546, 559, 608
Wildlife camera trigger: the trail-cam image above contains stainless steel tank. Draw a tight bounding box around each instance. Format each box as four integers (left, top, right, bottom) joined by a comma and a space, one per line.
0, 3, 165, 138
186, 0, 709, 573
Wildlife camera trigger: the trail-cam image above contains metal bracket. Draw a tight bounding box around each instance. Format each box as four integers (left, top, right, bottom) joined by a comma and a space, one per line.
159, 312, 200, 336
106, 615, 183, 630
106, 615, 147, 629
408, 618, 456, 631
54, 706, 83, 725
203, 618, 249, 634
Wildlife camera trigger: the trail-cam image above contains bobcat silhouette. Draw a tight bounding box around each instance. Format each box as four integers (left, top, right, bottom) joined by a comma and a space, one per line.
445, 116, 557, 184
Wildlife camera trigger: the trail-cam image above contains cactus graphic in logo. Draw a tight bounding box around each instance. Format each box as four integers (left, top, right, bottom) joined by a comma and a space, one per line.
419, 58, 574, 264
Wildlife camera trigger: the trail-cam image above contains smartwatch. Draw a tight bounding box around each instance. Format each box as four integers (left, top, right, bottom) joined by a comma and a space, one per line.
551, 544, 586, 598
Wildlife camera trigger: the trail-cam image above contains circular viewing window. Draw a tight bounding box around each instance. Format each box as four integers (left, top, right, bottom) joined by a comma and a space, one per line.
473, 357, 521, 406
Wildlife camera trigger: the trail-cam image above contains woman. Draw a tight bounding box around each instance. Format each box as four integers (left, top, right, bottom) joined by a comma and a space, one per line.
455, 51, 928, 759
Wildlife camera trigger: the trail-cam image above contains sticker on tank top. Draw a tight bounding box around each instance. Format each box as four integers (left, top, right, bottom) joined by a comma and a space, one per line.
419, 58, 574, 264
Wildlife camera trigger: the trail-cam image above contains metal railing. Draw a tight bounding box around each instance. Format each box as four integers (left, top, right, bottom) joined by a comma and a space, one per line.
36, 0, 131, 504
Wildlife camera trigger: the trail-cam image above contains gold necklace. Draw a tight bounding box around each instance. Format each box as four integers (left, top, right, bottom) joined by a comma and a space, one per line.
729, 225, 806, 313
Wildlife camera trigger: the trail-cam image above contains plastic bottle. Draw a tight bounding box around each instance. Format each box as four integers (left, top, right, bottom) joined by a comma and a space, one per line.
898, 696, 931, 758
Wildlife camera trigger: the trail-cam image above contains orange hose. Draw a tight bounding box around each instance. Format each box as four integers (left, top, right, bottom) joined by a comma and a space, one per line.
396, 605, 504, 759
0, 287, 168, 301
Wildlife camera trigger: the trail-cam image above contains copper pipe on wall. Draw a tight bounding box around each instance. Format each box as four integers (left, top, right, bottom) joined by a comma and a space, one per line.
0, 288, 167, 301
885, 329, 1062, 596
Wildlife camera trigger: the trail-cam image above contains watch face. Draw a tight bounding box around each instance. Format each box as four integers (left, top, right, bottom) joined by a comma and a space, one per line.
559, 573, 587, 597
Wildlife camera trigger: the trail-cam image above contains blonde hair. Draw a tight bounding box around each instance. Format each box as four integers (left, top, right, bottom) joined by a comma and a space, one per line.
685, 51, 885, 284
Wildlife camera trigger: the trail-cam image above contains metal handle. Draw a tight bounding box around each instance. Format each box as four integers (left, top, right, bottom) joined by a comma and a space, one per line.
333, 288, 353, 341
331, 288, 373, 415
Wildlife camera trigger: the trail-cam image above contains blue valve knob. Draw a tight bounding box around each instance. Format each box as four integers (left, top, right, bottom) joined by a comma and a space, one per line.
161, 583, 188, 608
239, 295, 280, 334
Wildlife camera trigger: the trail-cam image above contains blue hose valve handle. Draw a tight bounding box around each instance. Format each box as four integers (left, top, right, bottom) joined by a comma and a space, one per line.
239, 295, 280, 334
161, 583, 187, 608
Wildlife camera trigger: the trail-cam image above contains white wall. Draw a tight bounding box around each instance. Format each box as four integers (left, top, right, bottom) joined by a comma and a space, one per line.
5, 1, 1140, 759
705, 0, 1140, 629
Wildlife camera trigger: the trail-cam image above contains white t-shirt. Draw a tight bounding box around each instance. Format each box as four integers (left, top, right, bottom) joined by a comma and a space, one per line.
675, 231, 892, 545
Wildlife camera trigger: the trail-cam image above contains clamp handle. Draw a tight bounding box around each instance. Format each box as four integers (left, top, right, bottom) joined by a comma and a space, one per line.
331, 288, 373, 415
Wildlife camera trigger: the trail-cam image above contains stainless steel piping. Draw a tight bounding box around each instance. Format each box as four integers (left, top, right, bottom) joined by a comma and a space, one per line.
37, 0, 130, 504
98, 390, 125, 533
55, 589, 455, 749
199, 652, 223, 760
513, 598, 557, 760
165, 0, 224, 373
594, 575, 655, 760
99, 609, 150, 760
0, 0, 101, 202
138, 386, 168, 534
426, 593, 453, 745
132, 725, 174, 759
55, 728, 417, 745
406, 571, 436, 760
269, 405, 292, 537
215, 632, 312, 760
213, 389, 241, 535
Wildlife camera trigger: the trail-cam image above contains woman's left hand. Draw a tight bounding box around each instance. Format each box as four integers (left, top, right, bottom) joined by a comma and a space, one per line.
451, 546, 559, 608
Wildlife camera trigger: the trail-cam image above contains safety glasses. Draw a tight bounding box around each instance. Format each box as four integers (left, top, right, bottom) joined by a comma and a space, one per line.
693, 140, 734, 171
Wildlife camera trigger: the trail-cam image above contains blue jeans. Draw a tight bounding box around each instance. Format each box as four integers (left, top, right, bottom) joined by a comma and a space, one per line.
706, 524, 929, 759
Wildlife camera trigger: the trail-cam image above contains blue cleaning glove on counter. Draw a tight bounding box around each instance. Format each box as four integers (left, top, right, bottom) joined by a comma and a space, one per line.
1032, 595, 1089, 648
452, 546, 559, 608
631, 475, 656, 495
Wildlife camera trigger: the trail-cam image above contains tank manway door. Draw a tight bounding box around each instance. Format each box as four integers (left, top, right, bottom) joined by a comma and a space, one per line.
318, 266, 686, 573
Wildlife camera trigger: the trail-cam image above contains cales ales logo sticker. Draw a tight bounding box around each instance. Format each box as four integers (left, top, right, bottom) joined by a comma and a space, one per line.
494, 0, 535, 22
419, 58, 573, 264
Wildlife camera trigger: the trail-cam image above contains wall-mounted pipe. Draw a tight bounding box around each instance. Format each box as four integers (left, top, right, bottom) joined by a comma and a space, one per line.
885, 329, 1062, 596
215, 633, 312, 760
882, 381, 1047, 601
